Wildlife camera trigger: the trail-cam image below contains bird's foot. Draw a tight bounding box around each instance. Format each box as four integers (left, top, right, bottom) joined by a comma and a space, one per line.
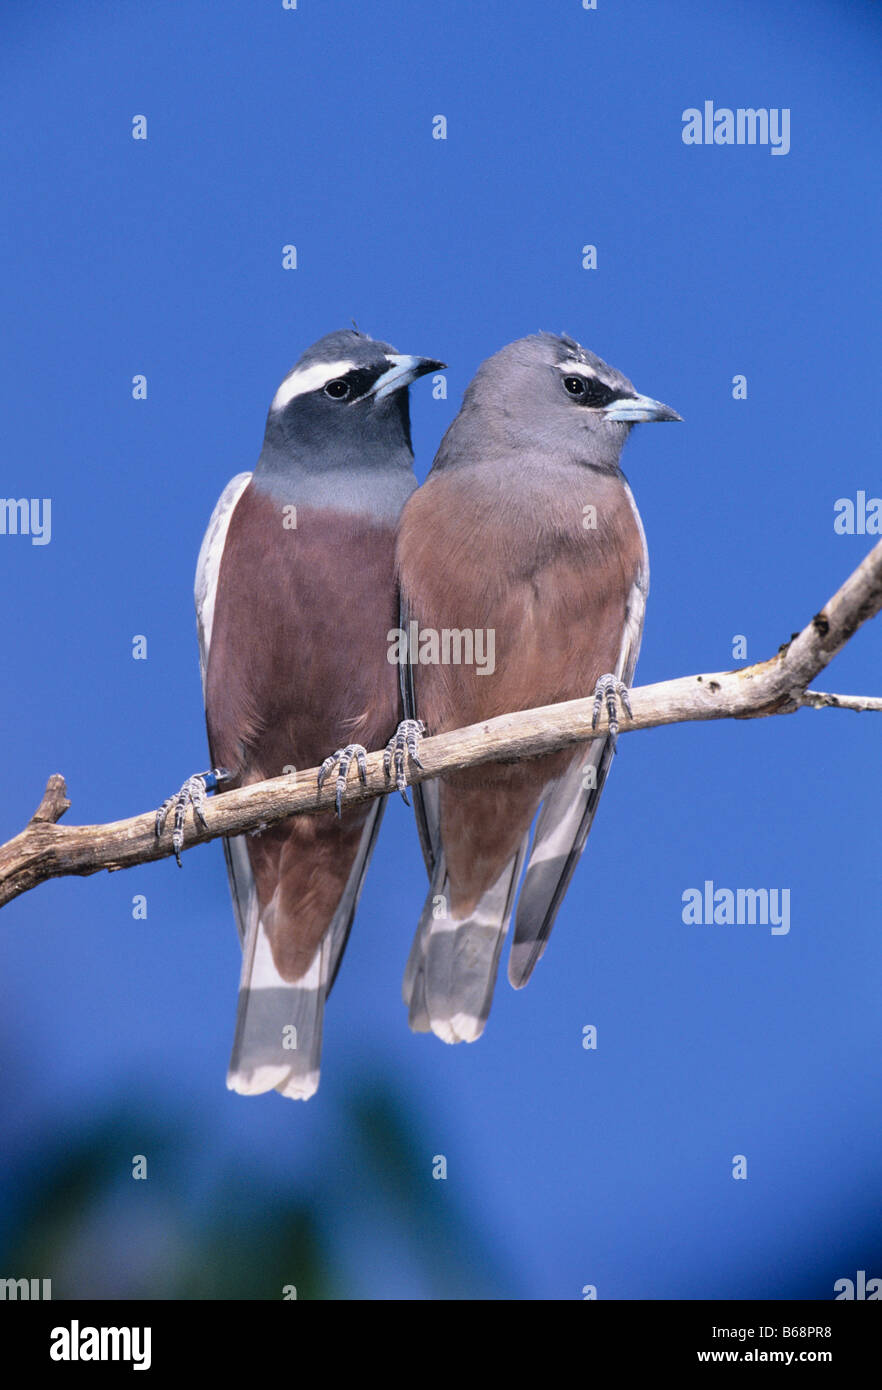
591, 674, 633, 748
155, 767, 231, 866
383, 718, 426, 804
317, 744, 368, 818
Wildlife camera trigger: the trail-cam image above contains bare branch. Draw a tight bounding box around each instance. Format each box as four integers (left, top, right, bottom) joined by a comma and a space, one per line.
30, 774, 71, 825
799, 690, 882, 713
1, 539, 880, 910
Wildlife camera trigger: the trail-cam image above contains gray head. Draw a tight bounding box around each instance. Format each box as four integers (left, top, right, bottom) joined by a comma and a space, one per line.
255, 329, 444, 492
434, 332, 680, 473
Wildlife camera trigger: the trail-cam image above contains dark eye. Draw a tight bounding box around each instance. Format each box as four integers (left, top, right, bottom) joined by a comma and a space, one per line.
324, 379, 350, 399
563, 373, 617, 407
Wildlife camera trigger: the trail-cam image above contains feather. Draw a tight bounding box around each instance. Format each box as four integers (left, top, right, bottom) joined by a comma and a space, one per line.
509, 540, 648, 987
195, 473, 384, 1098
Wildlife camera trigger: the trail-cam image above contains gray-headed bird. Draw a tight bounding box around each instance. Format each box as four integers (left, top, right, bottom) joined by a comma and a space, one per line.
159, 329, 442, 1099
396, 332, 680, 1045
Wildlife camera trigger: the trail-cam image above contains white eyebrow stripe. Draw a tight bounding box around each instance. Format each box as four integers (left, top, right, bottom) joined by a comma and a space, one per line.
270, 359, 360, 411
555, 361, 597, 379
555, 361, 626, 395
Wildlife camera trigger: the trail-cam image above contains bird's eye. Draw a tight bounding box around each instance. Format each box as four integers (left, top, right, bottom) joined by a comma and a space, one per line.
563, 374, 617, 407
324, 379, 350, 399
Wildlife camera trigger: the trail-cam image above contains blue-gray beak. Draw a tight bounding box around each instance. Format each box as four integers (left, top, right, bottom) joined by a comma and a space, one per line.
367, 354, 446, 401
603, 393, 682, 423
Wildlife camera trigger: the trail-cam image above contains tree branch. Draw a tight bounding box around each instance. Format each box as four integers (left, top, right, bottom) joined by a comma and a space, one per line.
2, 539, 880, 910
799, 690, 882, 713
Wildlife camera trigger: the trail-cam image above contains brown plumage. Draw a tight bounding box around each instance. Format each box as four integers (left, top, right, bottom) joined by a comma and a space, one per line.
206, 488, 400, 979
190, 329, 441, 1099
396, 332, 680, 1044
398, 463, 644, 915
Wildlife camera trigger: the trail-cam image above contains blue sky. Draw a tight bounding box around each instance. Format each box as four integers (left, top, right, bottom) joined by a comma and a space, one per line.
0, 0, 880, 1299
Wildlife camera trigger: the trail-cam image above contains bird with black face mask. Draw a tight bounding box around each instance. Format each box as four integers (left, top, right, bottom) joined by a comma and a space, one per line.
158, 328, 442, 1099
396, 332, 681, 1046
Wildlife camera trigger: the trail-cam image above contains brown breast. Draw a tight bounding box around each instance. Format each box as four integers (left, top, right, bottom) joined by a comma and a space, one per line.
396, 462, 646, 910
206, 482, 402, 782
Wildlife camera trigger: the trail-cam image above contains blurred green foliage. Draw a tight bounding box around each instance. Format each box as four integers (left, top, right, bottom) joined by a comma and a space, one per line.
0, 1079, 515, 1300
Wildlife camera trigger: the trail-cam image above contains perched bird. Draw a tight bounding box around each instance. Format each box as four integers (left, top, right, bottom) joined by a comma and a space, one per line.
396, 332, 681, 1044
158, 329, 442, 1099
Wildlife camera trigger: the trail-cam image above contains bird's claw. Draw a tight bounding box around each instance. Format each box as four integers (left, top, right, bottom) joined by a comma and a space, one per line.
155, 767, 231, 867
317, 743, 368, 818
591, 674, 632, 748
383, 719, 426, 804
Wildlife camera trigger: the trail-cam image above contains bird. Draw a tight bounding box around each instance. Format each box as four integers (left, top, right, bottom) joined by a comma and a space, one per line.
157, 328, 443, 1099
395, 331, 681, 1045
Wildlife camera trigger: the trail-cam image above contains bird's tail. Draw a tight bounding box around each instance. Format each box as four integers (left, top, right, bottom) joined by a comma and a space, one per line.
226, 801, 384, 1100
508, 738, 614, 989
403, 835, 528, 1044
227, 903, 329, 1101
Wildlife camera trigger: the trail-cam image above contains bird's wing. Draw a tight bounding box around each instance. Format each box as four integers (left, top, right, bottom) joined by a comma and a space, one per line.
508, 495, 649, 989
195, 473, 252, 693
324, 795, 387, 994
195, 472, 253, 946
196, 472, 386, 1098
400, 595, 442, 876
399, 605, 530, 1042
